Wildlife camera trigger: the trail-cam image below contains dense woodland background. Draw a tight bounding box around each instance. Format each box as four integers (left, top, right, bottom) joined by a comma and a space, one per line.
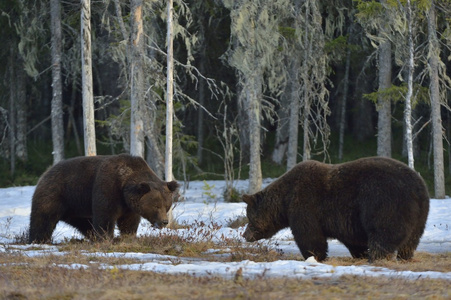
0, 0, 450, 198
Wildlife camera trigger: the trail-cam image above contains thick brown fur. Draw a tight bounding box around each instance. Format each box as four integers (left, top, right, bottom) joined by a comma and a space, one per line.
28, 154, 179, 243
243, 157, 430, 262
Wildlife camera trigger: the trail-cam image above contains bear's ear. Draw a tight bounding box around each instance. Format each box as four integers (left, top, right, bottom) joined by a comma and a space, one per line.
137, 182, 151, 194
167, 180, 180, 192
242, 194, 255, 206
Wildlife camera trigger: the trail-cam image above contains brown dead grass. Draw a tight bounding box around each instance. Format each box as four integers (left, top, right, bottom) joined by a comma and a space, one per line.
0, 262, 450, 300
3, 224, 451, 299
1, 237, 451, 300
327, 252, 451, 273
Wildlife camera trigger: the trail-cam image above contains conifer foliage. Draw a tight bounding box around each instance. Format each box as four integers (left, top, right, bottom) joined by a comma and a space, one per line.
0, 0, 450, 196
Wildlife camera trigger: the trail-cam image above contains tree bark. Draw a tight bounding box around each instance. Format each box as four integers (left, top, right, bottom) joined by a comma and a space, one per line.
237, 81, 250, 163
166, 0, 175, 226
286, 62, 300, 170
302, 96, 311, 161
427, 0, 445, 198
247, 72, 262, 194
404, 0, 414, 169
130, 0, 145, 158
338, 48, 351, 162
81, 0, 96, 156
301, 2, 311, 162
51, 0, 65, 163
15, 64, 27, 162
377, 0, 392, 158
271, 92, 289, 165
165, 0, 174, 182
146, 133, 165, 178
9, 47, 16, 177
196, 19, 207, 165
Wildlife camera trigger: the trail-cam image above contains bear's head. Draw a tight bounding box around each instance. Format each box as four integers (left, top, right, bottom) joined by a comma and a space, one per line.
242, 193, 280, 242
124, 180, 180, 228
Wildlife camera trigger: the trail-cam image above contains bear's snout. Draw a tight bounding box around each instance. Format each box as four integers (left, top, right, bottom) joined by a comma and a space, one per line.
243, 227, 256, 242
154, 219, 169, 228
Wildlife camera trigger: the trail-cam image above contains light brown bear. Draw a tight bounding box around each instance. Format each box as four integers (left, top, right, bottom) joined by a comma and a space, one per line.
28, 154, 179, 243
243, 157, 430, 262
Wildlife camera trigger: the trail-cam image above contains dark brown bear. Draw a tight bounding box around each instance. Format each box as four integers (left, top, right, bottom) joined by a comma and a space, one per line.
243, 157, 430, 262
28, 154, 179, 243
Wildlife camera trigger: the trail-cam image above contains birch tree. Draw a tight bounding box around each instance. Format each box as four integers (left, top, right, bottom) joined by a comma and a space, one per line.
166, 0, 175, 225
50, 0, 64, 163
165, 0, 174, 183
403, 0, 415, 169
81, 0, 96, 156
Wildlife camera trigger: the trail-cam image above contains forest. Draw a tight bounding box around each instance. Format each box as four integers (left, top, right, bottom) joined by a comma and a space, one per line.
0, 0, 450, 198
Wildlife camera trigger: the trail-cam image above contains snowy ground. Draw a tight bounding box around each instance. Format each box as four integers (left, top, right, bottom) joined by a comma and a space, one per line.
1, 179, 451, 280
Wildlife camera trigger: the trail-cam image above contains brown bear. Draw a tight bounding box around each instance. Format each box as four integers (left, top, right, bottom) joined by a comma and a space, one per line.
28, 154, 179, 244
243, 157, 430, 262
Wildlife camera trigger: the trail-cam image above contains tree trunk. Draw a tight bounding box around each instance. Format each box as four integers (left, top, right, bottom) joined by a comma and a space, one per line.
165, 0, 174, 182
286, 62, 300, 170
271, 92, 289, 165
9, 47, 16, 177
237, 81, 250, 163
146, 133, 165, 178
338, 48, 351, 162
166, 0, 175, 226
404, 0, 414, 169
130, 0, 145, 158
15, 65, 27, 162
51, 0, 64, 163
302, 96, 311, 161
247, 72, 262, 194
196, 20, 207, 165
69, 81, 82, 155
377, 0, 392, 158
81, 0, 96, 156
427, 1, 445, 198
301, 3, 311, 162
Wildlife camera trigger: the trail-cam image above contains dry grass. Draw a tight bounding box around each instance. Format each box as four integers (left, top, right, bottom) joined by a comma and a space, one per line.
1, 262, 450, 299
2, 221, 450, 299
327, 252, 451, 273
1, 235, 451, 300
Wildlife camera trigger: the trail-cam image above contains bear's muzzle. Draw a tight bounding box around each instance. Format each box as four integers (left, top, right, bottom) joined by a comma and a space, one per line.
243, 227, 257, 242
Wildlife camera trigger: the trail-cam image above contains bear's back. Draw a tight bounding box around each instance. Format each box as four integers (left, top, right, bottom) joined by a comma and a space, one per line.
283, 157, 429, 224
330, 157, 429, 203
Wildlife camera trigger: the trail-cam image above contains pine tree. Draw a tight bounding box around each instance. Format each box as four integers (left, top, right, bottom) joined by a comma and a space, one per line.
130, 0, 145, 158
81, 0, 96, 156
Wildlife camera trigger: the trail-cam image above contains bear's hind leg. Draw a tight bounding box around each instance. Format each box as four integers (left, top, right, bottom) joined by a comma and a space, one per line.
368, 234, 398, 262
63, 217, 94, 239
28, 211, 59, 244
397, 211, 427, 261
397, 231, 422, 261
117, 213, 141, 236
343, 243, 369, 259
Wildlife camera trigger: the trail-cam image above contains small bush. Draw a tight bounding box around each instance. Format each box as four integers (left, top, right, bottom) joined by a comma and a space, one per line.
223, 187, 243, 203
